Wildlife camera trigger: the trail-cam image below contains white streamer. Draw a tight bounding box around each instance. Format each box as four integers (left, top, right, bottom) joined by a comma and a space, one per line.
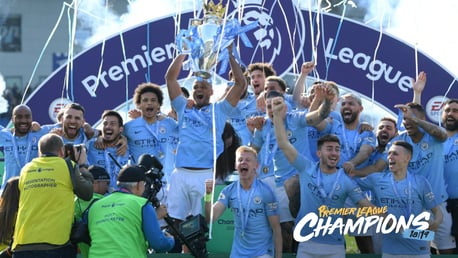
440, 78, 457, 126
22, 2, 69, 103
277, 0, 299, 75
92, 1, 109, 100
370, 0, 385, 127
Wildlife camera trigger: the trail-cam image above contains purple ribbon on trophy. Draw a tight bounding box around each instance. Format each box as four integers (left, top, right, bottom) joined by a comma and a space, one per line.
175, 11, 258, 79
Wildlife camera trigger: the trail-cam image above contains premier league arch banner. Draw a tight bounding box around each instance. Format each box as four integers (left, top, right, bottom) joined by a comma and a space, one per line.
25, 0, 456, 126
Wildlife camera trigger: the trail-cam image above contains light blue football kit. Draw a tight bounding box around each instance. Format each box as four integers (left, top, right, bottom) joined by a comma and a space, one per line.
167, 95, 235, 221
0, 128, 46, 189
173, 96, 233, 168
292, 154, 366, 245
123, 116, 178, 181
252, 111, 313, 186
229, 91, 258, 145
339, 123, 377, 168
86, 139, 129, 190
444, 133, 458, 198
356, 172, 438, 255
391, 132, 448, 203
218, 178, 279, 258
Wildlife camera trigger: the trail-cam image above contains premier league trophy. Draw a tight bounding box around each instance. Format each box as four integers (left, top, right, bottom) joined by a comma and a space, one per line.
176, 0, 257, 79
189, 14, 223, 79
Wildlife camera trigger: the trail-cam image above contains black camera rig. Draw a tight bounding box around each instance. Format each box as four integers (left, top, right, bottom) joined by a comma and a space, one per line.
136, 154, 209, 258
64, 143, 85, 162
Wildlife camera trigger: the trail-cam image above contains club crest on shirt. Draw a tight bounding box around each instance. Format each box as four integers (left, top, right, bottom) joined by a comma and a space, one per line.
219, 193, 226, 200
159, 126, 166, 134
287, 130, 292, 138
334, 183, 341, 191
454, 138, 458, 145
420, 142, 428, 151
404, 187, 410, 195
253, 196, 262, 205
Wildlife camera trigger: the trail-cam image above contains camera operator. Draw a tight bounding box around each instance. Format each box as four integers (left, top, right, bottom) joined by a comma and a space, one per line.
87, 165, 174, 257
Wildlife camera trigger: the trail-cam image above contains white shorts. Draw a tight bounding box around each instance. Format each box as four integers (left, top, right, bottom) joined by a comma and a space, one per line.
166, 167, 213, 221
260, 176, 276, 191
156, 182, 169, 227
296, 240, 345, 258
275, 183, 294, 223
430, 202, 456, 250
255, 254, 273, 258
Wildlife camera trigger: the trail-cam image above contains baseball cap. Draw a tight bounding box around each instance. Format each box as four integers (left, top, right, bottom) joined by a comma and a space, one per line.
88, 165, 110, 181
117, 166, 146, 182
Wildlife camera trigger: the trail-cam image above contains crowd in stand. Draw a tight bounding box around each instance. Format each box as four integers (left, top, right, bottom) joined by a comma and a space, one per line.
0, 49, 457, 258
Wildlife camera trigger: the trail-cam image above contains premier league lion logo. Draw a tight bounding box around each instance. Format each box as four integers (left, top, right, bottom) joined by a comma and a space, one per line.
228, 0, 305, 76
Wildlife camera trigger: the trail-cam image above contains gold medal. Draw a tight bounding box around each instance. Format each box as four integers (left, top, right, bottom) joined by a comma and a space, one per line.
263, 167, 268, 174
159, 152, 164, 159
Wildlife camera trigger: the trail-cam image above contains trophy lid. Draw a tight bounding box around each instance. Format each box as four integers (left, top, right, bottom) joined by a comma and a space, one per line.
203, 0, 226, 19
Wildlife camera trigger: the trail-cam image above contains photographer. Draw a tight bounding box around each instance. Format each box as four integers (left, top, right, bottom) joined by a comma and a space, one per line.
88, 166, 174, 257
12, 133, 93, 258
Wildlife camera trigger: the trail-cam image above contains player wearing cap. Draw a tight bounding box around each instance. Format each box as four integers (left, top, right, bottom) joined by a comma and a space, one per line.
88, 166, 174, 257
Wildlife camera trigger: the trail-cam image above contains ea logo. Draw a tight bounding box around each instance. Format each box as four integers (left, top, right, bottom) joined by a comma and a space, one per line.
48, 98, 73, 123
228, 0, 305, 75
425, 96, 449, 124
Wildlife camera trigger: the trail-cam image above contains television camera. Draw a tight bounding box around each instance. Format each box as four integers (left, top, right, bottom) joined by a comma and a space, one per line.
136, 154, 209, 258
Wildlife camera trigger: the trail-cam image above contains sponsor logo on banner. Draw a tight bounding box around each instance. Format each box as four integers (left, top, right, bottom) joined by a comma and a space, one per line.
48, 98, 73, 122
426, 96, 449, 123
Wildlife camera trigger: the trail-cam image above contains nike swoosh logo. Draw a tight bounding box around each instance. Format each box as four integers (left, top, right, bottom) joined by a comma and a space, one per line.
134, 130, 141, 134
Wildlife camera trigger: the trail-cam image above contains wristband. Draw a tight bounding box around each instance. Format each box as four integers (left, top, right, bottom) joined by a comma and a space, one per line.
204, 193, 212, 202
